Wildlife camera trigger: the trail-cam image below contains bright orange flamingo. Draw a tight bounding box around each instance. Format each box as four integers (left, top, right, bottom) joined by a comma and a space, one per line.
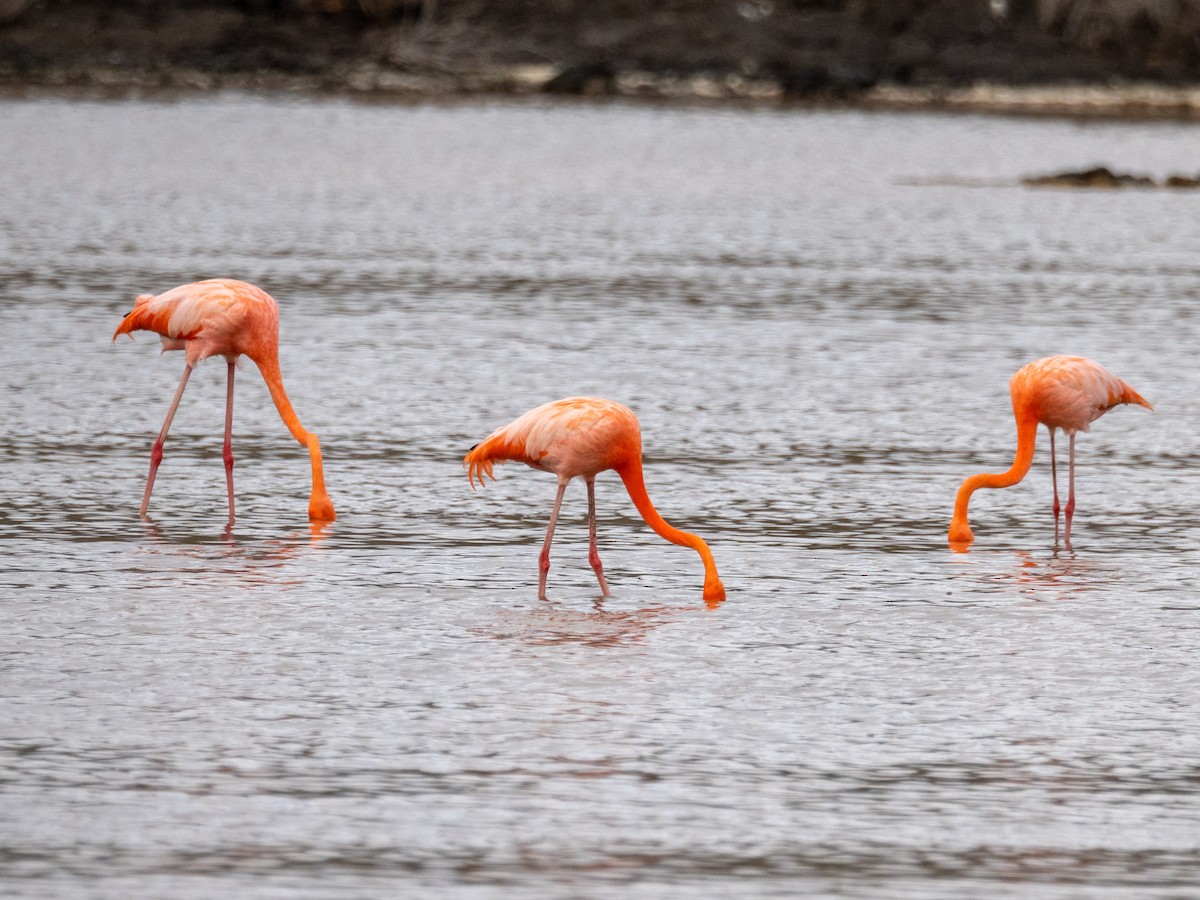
949, 355, 1151, 547
113, 279, 335, 523
465, 397, 726, 605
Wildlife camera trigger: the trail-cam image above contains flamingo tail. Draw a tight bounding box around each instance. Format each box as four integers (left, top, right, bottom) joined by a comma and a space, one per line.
463, 430, 527, 490
112, 295, 167, 341
1116, 380, 1153, 411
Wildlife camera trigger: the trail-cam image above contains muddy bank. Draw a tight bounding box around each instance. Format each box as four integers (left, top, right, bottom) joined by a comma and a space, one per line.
1022, 165, 1200, 188
2, 1, 1200, 116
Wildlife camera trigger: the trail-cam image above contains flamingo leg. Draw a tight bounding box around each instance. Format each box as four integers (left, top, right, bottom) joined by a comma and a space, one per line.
1050, 427, 1061, 521
538, 480, 569, 601
1064, 432, 1077, 543
224, 361, 236, 524
586, 477, 611, 597
140, 362, 193, 518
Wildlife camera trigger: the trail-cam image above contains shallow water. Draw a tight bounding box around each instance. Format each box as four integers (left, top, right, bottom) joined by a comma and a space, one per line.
2, 95, 1200, 898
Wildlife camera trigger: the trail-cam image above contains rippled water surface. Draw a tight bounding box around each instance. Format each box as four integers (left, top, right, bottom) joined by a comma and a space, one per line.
3, 95, 1200, 898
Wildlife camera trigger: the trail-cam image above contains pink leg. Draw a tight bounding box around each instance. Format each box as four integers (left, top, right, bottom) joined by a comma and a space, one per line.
1064, 433, 1077, 543
586, 477, 611, 597
224, 361, 236, 523
1049, 427, 1061, 520
538, 480, 569, 600
140, 363, 193, 518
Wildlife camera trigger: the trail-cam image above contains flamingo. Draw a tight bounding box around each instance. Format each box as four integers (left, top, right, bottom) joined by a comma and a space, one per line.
949, 355, 1151, 546
464, 397, 726, 604
113, 279, 335, 523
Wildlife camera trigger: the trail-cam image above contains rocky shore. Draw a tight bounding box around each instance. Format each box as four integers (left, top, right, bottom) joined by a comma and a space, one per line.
2, 0, 1200, 117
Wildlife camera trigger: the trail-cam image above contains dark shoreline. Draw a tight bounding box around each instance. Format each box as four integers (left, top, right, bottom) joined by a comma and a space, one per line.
3, 1, 1200, 118
5, 72, 1200, 122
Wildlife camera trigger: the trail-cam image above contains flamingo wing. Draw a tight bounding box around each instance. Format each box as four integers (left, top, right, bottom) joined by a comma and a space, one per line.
1014, 355, 1152, 433
464, 397, 639, 488
114, 279, 278, 364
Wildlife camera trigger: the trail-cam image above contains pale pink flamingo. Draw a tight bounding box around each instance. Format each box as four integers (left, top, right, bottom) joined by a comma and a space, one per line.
113, 279, 335, 523
464, 397, 726, 604
949, 355, 1151, 546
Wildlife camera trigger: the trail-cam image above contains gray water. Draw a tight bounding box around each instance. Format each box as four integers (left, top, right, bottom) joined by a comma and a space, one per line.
2, 95, 1199, 898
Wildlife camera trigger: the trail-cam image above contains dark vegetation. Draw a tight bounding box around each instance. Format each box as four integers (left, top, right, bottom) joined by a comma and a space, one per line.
1023, 165, 1200, 187
1, 0, 1199, 96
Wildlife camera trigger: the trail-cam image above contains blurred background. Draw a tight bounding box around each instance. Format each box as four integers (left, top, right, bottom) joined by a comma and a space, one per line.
3, 3, 1200, 899
2, 0, 1200, 105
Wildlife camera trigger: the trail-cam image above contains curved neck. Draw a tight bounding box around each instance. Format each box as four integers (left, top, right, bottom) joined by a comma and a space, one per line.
253, 353, 335, 522
254, 352, 309, 446
616, 459, 724, 604
951, 410, 1038, 534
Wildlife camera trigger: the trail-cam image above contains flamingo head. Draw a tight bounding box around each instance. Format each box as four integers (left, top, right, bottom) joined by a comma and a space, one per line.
947, 517, 974, 549
703, 576, 726, 607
